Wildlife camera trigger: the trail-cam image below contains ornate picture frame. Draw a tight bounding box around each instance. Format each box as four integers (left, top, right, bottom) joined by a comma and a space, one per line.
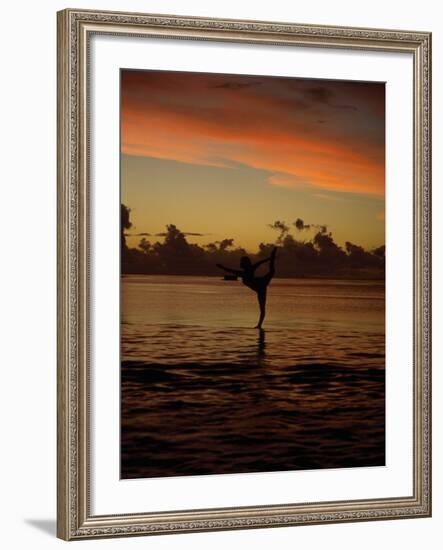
57, 8, 431, 540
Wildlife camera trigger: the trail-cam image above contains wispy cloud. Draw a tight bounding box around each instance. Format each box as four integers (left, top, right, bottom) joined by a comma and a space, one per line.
154, 231, 208, 237
268, 174, 308, 189
121, 70, 385, 197
314, 193, 344, 201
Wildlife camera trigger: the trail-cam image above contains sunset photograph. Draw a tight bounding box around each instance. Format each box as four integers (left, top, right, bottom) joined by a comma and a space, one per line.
119, 69, 385, 479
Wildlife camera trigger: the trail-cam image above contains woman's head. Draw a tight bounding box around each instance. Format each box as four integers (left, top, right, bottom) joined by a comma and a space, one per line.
240, 256, 252, 270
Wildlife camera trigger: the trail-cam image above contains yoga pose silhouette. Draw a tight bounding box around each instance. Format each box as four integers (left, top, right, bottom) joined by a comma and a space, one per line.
216, 247, 277, 329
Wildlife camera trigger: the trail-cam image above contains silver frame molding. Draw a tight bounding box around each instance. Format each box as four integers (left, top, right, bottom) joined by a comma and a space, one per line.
57, 8, 431, 540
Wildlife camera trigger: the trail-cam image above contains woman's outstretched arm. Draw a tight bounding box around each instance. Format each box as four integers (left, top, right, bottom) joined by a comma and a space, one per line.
252, 247, 278, 271
251, 256, 272, 270
216, 263, 242, 276
251, 258, 269, 270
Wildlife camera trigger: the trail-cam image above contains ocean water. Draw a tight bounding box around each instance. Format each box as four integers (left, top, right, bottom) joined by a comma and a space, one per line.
121, 275, 385, 479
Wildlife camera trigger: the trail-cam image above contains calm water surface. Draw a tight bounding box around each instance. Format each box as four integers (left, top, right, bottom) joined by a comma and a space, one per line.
121, 275, 385, 478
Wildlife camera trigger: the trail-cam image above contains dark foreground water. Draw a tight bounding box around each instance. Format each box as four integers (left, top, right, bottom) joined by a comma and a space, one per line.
121, 275, 385, 479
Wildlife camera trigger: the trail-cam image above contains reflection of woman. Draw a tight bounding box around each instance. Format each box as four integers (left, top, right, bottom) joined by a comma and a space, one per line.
216, 247, 277, 329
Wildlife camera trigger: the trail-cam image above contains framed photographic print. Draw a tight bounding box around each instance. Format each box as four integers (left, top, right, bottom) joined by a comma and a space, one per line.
57, 8, 431, 540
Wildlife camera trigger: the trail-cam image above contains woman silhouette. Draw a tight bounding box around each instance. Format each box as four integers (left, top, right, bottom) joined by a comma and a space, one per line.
216, 247, 277, 329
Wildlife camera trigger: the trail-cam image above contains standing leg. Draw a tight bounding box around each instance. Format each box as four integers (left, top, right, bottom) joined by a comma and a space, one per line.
255, 289, 267, 329
254, 248, 276, 328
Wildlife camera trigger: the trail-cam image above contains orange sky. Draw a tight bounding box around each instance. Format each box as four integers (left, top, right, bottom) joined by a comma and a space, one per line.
121, 70, 385, 251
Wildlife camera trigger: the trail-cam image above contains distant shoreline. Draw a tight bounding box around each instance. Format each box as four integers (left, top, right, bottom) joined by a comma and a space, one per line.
121, 272, 385, 282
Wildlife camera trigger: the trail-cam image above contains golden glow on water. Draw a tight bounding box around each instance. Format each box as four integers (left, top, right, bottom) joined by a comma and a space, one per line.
121, 276, 385, 478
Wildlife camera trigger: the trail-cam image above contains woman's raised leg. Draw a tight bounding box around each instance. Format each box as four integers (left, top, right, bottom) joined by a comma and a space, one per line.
262, 247, 277, 286
269, 247, 277, 277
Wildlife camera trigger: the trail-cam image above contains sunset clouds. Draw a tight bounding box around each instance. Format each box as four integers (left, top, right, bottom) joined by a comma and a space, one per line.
121, 70, 385, 197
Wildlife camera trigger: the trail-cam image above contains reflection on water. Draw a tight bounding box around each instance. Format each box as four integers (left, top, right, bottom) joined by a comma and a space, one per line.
121, 275, 385, 479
